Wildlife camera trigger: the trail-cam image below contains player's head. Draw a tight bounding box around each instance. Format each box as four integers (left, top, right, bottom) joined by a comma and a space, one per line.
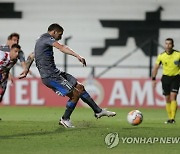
7, 33, 20, 47
48, 23, 64, 40
10, 44, 21, 60
165, 38, 174, 52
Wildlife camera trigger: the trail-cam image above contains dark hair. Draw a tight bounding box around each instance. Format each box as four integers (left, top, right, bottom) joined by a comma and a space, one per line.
8, 33, 20, 40
11, 44, 21, 50
48, 23, 64, 32
166, 38, 174, 46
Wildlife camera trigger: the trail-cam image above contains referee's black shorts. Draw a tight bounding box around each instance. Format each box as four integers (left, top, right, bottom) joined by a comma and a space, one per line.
161, 74, 180, 95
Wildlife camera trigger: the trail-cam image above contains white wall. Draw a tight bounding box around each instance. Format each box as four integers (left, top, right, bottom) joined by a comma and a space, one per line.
0, 0, 180, 78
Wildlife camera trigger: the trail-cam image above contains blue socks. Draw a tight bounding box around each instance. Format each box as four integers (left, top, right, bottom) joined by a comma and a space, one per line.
80, 91, 102, 113
62, 91, 102, 120
62, 101, 77, 120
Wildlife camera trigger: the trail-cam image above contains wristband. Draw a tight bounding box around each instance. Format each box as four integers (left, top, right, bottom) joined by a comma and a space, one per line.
152, 77, 156, 80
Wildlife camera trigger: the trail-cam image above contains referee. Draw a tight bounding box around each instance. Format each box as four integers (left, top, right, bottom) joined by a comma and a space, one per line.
152, 38, 180, 124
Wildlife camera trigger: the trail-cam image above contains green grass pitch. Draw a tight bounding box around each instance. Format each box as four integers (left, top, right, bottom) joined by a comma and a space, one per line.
0, 107, 180, 154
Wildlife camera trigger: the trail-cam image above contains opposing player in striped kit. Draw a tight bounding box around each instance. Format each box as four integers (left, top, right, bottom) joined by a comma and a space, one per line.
0, 44, 21, 120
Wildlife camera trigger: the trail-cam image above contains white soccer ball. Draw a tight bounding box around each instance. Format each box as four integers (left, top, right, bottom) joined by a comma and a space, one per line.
127, 110, 143, 126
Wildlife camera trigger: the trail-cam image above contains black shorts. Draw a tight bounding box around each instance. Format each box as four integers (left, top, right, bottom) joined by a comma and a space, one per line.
42, 71, 77, 96
161, 75, 180, 95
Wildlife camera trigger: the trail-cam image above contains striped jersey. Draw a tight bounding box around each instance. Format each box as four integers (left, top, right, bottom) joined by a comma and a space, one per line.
0, 50, 17, 74
0, 45, 25, 62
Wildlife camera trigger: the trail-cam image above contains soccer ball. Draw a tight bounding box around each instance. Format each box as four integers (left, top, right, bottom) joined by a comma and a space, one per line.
127, 110, 143, 126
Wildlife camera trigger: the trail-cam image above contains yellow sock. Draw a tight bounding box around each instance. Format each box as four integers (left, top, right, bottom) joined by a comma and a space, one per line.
171, 100, 177, 120
166, 102, 171, 119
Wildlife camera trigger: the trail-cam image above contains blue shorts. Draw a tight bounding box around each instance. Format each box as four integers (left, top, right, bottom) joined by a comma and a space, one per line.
42, 72, 77, 96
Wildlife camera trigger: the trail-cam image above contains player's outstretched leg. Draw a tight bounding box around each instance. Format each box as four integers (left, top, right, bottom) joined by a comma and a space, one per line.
79, 88, 116, 118
80, 91, 102, 113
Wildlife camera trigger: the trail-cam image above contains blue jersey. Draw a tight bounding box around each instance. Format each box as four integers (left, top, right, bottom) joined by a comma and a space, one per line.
35, 33, 60, 78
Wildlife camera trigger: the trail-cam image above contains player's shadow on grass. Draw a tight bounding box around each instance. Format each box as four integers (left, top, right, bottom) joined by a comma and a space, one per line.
0, 120, 102, 140
0, 127, 67, 140
0, 123, 95, 140
74, 120, 98, 128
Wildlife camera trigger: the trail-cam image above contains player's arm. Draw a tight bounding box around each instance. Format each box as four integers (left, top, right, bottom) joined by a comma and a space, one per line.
19, 52, 35, 79
25, 52, 36, 76
25, 52, 35, 72
18, 50, 29, 78
152, 63, 160, 79
151, 63, 160, 88
8, 72, 14, 85
18, 50, 26, 69
52, 42, 86, 67
20, 61, 26, 70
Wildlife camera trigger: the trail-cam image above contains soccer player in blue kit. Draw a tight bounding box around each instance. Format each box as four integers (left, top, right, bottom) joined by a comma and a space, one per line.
22, 23, 116, 128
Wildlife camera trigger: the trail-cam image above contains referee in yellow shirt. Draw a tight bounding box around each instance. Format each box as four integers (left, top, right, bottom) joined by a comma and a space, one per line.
152, 38, 180, 124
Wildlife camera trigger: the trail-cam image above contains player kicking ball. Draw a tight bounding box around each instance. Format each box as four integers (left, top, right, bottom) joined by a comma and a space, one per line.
20, 23, 116, 128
